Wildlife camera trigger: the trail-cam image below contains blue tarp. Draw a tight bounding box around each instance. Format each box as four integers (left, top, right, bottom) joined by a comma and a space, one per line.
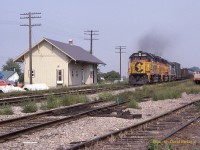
0, 72, 3, 79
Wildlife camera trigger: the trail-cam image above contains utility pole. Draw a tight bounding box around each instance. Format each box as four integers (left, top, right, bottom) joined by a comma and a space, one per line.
115, 46, 126, 79
84, 30, 99, 54
20, 12, 41, 84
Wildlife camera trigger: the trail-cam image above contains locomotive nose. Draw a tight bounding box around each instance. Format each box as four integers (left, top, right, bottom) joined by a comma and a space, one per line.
135, 62, 143, 72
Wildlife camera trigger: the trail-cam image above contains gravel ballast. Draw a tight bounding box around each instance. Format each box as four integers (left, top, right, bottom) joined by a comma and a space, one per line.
0, 92, 200, 150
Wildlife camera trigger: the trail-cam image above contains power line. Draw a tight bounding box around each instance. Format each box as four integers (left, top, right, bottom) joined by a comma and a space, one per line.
115, 46, 126, 79
84, 30, 99, 54
0, 20, 21, 25
20, 12, 41, 84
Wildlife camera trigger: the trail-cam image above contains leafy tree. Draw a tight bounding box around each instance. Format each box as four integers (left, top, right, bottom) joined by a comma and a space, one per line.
189, 66, 200, 72
2, 58, 21, 75
97, 67, 103, 83
103, 70, 120, 81
18, 73, 24, 83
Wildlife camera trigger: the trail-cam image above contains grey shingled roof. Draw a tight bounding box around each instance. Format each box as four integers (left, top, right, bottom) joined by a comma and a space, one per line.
45, 38, 106, 65
14, 38, 106, 65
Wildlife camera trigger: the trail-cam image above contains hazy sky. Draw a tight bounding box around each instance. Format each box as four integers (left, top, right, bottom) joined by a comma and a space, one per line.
0, 0, 200, 76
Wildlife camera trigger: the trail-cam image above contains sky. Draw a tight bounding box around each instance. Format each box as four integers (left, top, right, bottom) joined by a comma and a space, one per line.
0, 0, 200, 76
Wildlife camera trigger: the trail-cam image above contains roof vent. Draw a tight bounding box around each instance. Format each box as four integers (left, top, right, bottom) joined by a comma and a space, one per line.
68, 39, 73, 45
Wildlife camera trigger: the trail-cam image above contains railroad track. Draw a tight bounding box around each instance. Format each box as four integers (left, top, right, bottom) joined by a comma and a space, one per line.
158, 115, 200, 150
0, 85, 133, 105
0, 99, 129, 142
0, 88, 99, 105
65, 100, 200, 150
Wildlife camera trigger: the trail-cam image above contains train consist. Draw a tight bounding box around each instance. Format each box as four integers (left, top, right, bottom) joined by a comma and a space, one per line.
128, 51, 191, 85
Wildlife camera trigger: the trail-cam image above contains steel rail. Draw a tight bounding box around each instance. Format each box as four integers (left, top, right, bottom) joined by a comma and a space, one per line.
64, 99, 200, 150
0, 85, 133, 105
0, 99, 103, 125
159, 115, 200, 141
0, 100, 128, 142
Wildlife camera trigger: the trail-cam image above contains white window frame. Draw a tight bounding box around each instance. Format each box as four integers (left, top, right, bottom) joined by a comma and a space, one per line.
56, 69, 64, 84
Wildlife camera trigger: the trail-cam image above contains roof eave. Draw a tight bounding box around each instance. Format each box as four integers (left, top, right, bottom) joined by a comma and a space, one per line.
76, 60, 106, 65
14, 38, 46, 63
14, 38, 77, 62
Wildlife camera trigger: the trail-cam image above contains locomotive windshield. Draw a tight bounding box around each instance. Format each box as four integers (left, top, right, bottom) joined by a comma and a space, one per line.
130, 53, 151, 60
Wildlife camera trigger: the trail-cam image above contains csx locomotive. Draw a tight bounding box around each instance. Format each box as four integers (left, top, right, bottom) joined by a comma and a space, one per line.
128, 51, 188, 85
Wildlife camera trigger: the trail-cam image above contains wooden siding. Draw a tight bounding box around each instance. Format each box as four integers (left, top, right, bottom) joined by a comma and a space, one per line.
24, 41, 69, 87
23, 41, 98, 87
68, 62, 97, 86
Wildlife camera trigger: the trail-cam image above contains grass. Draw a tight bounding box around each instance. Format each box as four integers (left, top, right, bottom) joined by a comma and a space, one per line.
152, 87, 182, 101
0, 82, 129, 99
3, 80, 200, 114
134, 80, 200, 101
98, 91, 141, 108
21, 101, 38, 113
40, 95, 61, 110
0, 105, 13, 115
148, 139, 159, 150
60, 94, 88, 106
127, 100, 139, 109
114, 80, 200, 107
99, 92, 116, 101
40, 94, 89, 110
165, 143, 174, 150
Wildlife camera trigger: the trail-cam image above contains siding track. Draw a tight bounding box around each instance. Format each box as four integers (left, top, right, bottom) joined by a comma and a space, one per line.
0, 99, 129, 142
0, 85, 133, 105
65, 100, 200, 150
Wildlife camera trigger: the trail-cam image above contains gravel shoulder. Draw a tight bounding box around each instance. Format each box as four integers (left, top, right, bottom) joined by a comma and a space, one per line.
0, 90, 200, 150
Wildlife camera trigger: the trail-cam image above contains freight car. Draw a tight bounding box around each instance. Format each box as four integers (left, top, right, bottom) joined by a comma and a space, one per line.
181, 68, 193, 79
128, 51, 190, 85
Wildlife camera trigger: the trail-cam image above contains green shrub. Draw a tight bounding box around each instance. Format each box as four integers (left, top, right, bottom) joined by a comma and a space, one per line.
148, 139, 159, 150
60, 94, 88, 106
22, 101, 38, 113
0, 105, 13, 115
165, 143, 174, 150
153, 88, 182, 101
73, 94, 88, 103
99, 92, 116, 101
46, 95, 60, 109
40, 94, 88, 110
186, 87, 200, 94
127, 100, 139, 109
60, 95, 71, 106
117, 91, 134, 100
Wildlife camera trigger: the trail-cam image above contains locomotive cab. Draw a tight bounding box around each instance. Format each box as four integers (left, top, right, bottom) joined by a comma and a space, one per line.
128, 51, 153, 84
128, 51, 171, 85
